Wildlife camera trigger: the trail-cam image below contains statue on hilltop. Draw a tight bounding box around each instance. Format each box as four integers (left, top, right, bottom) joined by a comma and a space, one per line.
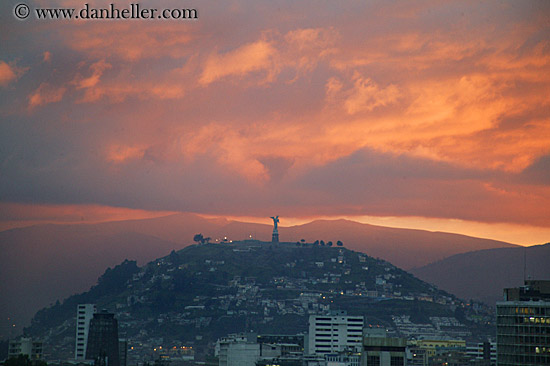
270, 216, 279, 243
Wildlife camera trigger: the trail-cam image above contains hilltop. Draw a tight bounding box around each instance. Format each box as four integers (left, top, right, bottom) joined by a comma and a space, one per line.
0, 213, 514, 338
24, 242, 494, 361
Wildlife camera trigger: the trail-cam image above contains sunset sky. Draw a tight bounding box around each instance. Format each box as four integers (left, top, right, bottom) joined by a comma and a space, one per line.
1, 0, 550, 244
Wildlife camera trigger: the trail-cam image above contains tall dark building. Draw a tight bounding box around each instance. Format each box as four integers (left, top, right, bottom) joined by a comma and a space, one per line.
85, 311, 120, 366
496, 280, 550, 366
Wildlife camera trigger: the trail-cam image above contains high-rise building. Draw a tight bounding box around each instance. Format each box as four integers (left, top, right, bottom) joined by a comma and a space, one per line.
361, 328, 406, 366
118, 338, 127, 366
496, 280, 550, 366
306, 311, 364, 355
8, 337, 43, 360
75, 304, 96, 360
85, 311, 120, 366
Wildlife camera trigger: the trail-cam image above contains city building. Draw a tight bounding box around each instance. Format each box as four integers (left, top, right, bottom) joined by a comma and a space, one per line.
216, 333, 306, 366
361, 328, 406, 366
306, 311, 364, 355
75, 303, 97, 360
428, 348, 469, 366
466, 341, 496, 366
8, 337, 43, 360
325, 351, 361, 366
405, 345, 427, 366
216, 333, 259, 366
85, 311, 120, 366
118, 338, 127, 366
496, 280, 550, 366
413, 338, 466, 359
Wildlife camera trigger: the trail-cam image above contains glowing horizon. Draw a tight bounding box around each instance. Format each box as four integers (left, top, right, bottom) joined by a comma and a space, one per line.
1, 202, 548, 246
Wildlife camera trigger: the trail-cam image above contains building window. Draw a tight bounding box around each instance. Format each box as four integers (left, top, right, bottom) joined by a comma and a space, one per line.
367, 355, 380, 365
390, 356, 404, 366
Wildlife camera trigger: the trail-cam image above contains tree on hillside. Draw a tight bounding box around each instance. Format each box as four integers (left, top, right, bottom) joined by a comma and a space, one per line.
336, 240, 343, 246
193, 233, 204, 244
169, 249, 180, 264
327, 241, 333, 247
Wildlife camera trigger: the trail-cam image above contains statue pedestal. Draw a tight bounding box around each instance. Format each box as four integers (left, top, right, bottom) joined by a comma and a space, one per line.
272, 231, 279, 243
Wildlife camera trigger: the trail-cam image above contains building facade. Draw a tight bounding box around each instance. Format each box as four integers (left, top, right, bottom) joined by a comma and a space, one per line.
75, 303, 97, 360
325, 352, 361, 366
85, 311, 120, 366
216, 333, 259, 366
496, 280, 550, 366
361, 328, 406, 366
8, 337, 43, 360
466, 341, 496, 366
306, 311, 364, 355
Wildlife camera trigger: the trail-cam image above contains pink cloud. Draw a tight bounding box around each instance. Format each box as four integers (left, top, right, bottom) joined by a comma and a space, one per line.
200, 38, 278, 85
200, 27, 338, 86
43, 51, 52, 63
0, 61, 26, 87
343, 74, 400, 114
28, 83, 67, 108
62, 22, 196, 61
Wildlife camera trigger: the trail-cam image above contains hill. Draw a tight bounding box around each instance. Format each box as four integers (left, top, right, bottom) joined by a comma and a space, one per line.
0, 213, 514, 338
24, 243, 494, 361
410, 243, 550, 304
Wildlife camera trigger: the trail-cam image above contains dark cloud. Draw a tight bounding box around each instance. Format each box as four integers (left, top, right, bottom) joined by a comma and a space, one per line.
518, 155, 550, 185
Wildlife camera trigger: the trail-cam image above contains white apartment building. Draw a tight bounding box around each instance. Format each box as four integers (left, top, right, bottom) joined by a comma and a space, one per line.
75, 303, 96, 360
8, 337, 43, 359
306, 311, 364, 355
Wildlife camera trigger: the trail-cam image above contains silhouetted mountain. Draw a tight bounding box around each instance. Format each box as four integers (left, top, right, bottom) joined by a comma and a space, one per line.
279, 219, 515, 269
24, 243, 493, 360
410, 243, 550, 305
0, 213, 514, 338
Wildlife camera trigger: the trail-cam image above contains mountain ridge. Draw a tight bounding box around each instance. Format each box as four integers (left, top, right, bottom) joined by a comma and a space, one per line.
0, 213, 515, 339
410, 243, 550, 305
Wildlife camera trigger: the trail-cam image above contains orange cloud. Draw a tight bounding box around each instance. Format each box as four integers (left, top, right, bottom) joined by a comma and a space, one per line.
107, 144, 146, 164
28, 83, 67, 108
200, 27, 338, 86
0, 61, 25, 87
178, 123, 270, 183
200, 39, 278, 85
43, 51, 52, 63
343, 73, 400, 114
62, 22, 196, 61
75, 59, 111, 89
